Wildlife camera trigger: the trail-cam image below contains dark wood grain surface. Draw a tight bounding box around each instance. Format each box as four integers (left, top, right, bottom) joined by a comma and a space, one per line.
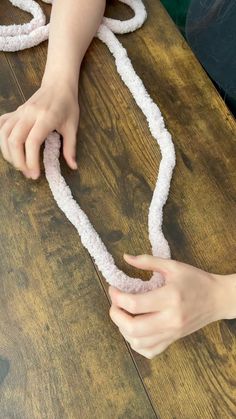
0, 0, 235, 418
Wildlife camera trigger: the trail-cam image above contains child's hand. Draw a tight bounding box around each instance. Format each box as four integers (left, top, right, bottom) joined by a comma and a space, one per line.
0, 82, 79, 179
109, 254, 236, 359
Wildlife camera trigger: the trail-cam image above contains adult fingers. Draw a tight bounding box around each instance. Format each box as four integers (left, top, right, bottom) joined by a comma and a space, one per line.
134, 341, 172, 359
8, 119, 33, 175
0, 116, 18, 163
0, 113, 11, 129
61, 122, 78, 170
25, 120, 52, 179
122, 331, 172, 350
109, 284, 171, 314
123, 253, 177, 275
109, 305, 170, 337
0, 135, 11, 164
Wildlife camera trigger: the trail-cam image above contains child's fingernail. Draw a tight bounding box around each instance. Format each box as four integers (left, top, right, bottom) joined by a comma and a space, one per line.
124, 253, 136, 259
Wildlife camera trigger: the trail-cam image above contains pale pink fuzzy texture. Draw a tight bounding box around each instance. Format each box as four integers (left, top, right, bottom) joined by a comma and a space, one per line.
1, 0, 176, 293
0, 0, 49, 51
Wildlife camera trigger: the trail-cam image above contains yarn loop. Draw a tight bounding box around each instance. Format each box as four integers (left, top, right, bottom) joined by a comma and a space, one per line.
1, 0, 176, 293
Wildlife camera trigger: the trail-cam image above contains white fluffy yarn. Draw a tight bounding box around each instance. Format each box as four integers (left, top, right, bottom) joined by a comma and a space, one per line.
1, 0, 176, 293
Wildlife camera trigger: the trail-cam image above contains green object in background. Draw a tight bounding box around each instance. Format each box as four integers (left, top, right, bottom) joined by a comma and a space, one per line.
161, 0, 190, 33
161, 0, 236, 116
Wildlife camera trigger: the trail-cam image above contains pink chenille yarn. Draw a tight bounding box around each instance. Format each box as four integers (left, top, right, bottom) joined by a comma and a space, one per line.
1, 0, 176, 293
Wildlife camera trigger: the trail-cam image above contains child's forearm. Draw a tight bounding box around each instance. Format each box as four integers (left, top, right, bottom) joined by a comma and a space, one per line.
42, 0, 106, 88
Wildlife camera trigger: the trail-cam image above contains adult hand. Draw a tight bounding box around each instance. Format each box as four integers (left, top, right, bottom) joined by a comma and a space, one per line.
109, 254, 236, 359
0, 81, 79, 179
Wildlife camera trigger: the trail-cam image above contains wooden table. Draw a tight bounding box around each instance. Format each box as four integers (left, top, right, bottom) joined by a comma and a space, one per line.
0, 1, 235, 418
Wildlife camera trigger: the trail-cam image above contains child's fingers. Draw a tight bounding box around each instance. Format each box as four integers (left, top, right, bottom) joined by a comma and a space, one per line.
25, 121, 51, 179
61, 123, 78, 170
8, 119, 32, 174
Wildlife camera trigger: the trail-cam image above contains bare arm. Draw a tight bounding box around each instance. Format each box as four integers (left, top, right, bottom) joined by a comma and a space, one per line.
0, 0, 106, 179
42, 0, 106, 87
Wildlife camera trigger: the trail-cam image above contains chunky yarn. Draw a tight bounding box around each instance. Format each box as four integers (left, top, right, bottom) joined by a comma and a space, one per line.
1, 0, 176, 293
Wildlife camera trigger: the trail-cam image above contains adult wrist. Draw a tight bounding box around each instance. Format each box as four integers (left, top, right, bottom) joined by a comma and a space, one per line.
41, 62, 80, 92
213, 273, 236, 320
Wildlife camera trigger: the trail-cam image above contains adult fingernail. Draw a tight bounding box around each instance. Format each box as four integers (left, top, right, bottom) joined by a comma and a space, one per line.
31, 172, 39, 180
22, 170, 30, 179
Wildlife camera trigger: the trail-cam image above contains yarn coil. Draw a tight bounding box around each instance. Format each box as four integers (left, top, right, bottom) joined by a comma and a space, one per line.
1, 0, 176, 293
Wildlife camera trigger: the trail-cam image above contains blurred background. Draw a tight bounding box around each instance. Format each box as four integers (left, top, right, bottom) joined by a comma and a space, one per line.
161, 0, 236, 116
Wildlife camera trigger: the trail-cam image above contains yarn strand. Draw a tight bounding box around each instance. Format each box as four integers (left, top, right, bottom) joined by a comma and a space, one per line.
0, 0, 176, 293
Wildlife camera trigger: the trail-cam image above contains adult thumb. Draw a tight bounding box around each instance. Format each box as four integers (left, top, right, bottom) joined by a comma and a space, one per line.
123, 253, 174, 276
